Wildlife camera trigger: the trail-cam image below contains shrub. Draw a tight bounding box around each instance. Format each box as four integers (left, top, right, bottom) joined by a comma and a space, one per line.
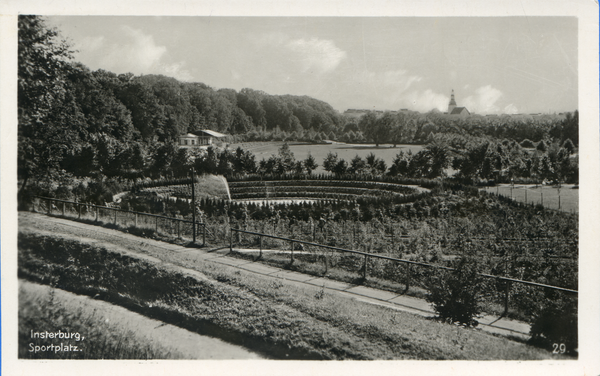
529, 292, 578, 355
536, 140, 547, 152
520, 139, 535, 148
562, 138, 575, 155
425, 256, 483, 327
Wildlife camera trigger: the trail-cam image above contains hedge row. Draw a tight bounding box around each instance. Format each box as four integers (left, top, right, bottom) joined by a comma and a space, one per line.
229, 186, 414, 197
229, 179, 421, 193
228, 173, 442, 189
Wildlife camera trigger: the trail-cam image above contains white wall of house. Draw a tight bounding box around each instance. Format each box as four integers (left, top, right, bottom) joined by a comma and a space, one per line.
178, 133, 217, 147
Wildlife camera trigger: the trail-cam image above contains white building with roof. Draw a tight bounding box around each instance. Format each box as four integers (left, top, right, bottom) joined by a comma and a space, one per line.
178, 129, 227, 148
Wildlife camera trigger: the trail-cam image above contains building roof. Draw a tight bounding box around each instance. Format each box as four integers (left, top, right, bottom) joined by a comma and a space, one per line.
450, 107, 470, 115
182, 130, 228, 138
197, 129, 227, 138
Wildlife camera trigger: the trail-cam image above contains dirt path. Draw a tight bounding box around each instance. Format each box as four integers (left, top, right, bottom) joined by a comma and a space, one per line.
19, 279, 262, 359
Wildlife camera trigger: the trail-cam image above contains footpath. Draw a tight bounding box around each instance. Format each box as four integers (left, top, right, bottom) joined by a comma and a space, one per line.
19, 212, 531, 342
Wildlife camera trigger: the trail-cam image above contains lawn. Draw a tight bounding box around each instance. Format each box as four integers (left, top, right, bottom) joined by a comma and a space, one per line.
229, 141, 424, 174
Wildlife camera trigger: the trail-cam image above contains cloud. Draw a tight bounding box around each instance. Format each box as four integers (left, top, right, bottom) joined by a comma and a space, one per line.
405, 89, 449, 112
159, 61, 194, 82
503, 103, 519, 114
285, 37, 347, 74
74, 26, 192, 81
253, 33, 347, 76
353, 69, 420, 90
331, 68, 423, 110
462, 85, 504, 114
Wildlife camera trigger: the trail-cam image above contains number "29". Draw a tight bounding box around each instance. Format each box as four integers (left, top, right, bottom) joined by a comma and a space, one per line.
552, 343, 566, 354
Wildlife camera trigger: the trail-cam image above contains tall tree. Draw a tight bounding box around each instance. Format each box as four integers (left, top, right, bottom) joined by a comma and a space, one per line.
18, 15, 76, 195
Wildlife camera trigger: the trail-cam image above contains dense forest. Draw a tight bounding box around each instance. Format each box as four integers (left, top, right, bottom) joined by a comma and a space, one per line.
18, 15, 578, 203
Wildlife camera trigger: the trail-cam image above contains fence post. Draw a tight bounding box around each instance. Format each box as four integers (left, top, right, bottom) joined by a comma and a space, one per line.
363, 253, 368, 280
229, 228, 233, 252
114, 209, 117, 224
95, 206, 99, 222
503, 280, 511, 317
135, 213, 138, 228
177, 220, 180, 238
78, 203, 81, 219
62, 202, 65, 216
259, 235, 263, 259
156, 216, 158, 232
405, 263, 411, 293
202, 224, 206, 246
47, 199, 51, 215
290, 240, 294, 263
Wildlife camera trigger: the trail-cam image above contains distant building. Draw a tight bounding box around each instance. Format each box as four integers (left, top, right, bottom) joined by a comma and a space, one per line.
445, 90, 470, 116
178, 129, 227, 148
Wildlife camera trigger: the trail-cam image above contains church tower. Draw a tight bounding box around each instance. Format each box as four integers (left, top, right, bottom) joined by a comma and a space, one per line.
447, 89, 457, 114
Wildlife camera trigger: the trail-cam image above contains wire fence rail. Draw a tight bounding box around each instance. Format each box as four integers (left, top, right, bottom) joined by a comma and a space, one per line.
32, 196, 207, 246
27, 196, 577, 321
229, 228, 577, 318
481, 185, 579, 213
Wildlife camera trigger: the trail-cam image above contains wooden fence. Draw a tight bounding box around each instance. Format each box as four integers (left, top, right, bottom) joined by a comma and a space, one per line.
230, 228, 577, 317
33, 197, 206, 246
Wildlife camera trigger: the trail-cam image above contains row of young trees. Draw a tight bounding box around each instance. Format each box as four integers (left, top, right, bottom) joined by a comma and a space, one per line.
176, 135, 576, 185
318, 139, 577, 184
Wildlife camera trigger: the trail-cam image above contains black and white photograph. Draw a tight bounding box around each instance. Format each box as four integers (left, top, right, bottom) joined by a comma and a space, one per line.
1, 1, 599, 375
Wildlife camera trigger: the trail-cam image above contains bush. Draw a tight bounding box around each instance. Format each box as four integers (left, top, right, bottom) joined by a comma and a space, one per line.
536, 140, 547, 152
520, 139, 535, 148
426, 256, 483, 327
529, 292, 577, 355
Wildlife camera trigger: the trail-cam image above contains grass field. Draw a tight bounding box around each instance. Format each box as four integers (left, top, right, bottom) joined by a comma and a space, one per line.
482, 184, 579, 213
229, 141, 424, 174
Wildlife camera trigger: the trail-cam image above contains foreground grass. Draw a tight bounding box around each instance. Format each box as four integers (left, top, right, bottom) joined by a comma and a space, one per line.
17, 228, 562, 360
19, 281, 185, 359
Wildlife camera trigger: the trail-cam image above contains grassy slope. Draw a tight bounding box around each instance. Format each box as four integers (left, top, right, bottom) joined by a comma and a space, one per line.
17, 220, 562, 360
19, 281, 187, 360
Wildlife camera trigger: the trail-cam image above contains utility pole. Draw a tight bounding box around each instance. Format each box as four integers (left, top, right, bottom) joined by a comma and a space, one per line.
191, 167, 196, 243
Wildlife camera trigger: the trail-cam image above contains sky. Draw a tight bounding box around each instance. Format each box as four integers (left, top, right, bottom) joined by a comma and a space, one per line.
45, 16, 578, 115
